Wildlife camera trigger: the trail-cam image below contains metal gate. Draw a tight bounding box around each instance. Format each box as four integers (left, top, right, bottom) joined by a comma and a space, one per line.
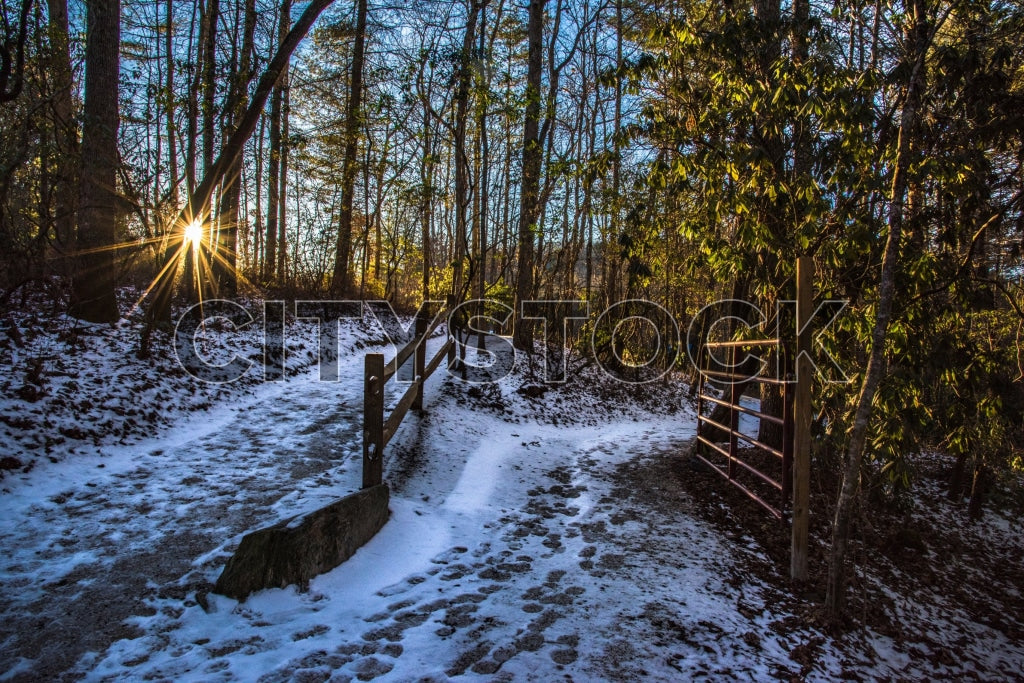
692, 256, 814, 581
694, 338, 793, 519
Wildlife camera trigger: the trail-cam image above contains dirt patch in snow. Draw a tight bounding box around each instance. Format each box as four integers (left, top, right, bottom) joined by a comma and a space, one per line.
673, 438, 1024, 678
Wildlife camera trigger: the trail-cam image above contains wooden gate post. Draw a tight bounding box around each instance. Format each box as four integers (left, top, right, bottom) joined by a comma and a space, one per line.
363, 353, 385, 489
727, 345, 739, 479
781, 370, 793, 507
412, 314, 427, 411
695, 360, 706, 456
791, 256, 813, 580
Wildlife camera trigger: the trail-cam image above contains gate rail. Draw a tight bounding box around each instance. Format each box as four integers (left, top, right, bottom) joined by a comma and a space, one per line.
695, 338, 793, 519
693, 256, 814, 581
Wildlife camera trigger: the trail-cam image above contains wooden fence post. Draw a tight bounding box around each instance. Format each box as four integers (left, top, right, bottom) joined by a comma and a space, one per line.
791, 256, 813, 580
363, 353, 385, 489
446, 294, 457, 370
412, 314, 427, 411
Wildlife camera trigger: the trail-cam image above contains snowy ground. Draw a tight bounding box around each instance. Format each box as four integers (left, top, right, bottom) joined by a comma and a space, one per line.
1, 302, 1023, 681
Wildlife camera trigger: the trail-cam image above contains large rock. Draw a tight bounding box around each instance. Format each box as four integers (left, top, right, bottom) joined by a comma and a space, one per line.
214, 484, 390, 600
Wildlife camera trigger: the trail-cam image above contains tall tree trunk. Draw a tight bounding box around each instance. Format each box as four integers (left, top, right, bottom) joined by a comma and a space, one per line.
360, 143, 371, 297
825, 0, 931, 618
291, 147, 300, 283
584, 12, 599, 301
448, 0, 480, 300
417, 59, 433, 300
373, 162, 383, 282
45, 0, 77, 262
605, 0, 623, 308
71, 0, 121, 323
214, 0, 256, 296
475, 4, 490, 332
201, 0, 218, 178
184, 0, 204, 196
196, 0, 216, 299
278, 81, 289, 283
331, 0, 367, 295
265, 84, 281, 281
264, 0, 290, 283
512, 0, 543, 351
253, 112, 265, 269
500, 123, 512, 287
164, 0, 179, 212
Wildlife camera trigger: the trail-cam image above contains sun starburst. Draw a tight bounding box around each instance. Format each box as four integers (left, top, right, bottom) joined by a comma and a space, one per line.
183, 220, 204, 248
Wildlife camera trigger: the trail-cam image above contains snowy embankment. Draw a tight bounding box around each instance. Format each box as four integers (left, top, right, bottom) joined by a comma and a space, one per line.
0, 292, 383, 478
1, 302, 1022, 681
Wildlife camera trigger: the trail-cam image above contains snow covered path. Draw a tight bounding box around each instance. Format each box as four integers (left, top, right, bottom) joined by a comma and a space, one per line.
0, 342, 822, 681
85, 410, 809, 682
0, 351, 373, 681
3, 316, 1023, 681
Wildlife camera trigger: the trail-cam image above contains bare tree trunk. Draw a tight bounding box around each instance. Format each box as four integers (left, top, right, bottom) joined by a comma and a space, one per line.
184, 0, 204, 196
512, 0, 543, 351
373, 154, 383, 282
265, 84, 281, 282
500, 124, 512, 287
264, 0, 289, 282
277, 82, 289, 283
45, 0, 77, 261
331, 0, 367, 295
361, 139, 372, 296
291, 149, 300, 283
417, 57, 433, 300
214, 0, 256, 296
473, 7, 491, 346
450, 0, 481, 300
253, 113, 265, 269
604, 0, 623, 308
71, 0, 121, 323
584, 12, 599, 301
164, 0, 179, 212
201, 0, 218, 181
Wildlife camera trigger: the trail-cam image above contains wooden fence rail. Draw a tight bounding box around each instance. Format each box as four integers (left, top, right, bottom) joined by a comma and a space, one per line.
362, 308, 453, 488
214, 303, 457, 600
